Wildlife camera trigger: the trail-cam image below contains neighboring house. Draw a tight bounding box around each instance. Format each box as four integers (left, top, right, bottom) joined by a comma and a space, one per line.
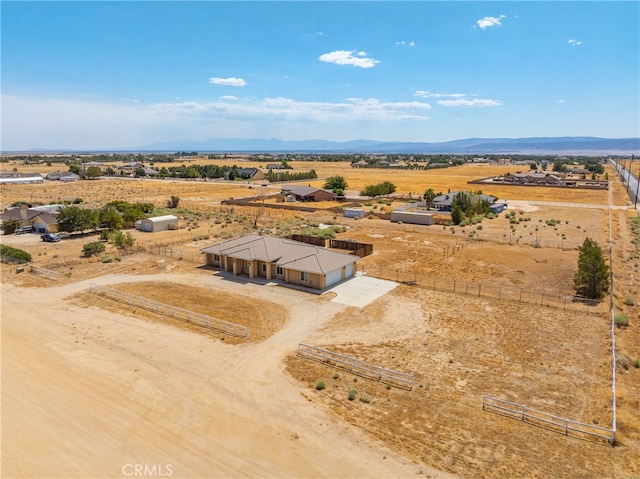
280, 186, 336, 202
201, 234, 358, 290
138, 215, 178, 232
0, 205, 58, 233
508, 172, 563, 185
266, 163, 285, 170
81, 161, 104, 170
431, 191, 496, 212
236, 168, 266, 181
60, 173, 80, 182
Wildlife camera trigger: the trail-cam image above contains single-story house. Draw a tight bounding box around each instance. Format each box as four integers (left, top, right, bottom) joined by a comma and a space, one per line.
236, 168, 266, 181
280, 186, 337, 202
508, 172, 563, 185
201, 234, 358, 290
0, 205, 58, 233
138, 215, 178, 232
431, 191, 497, 212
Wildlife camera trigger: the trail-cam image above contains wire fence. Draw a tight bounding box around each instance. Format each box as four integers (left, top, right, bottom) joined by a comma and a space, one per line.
357, 264, 602, 313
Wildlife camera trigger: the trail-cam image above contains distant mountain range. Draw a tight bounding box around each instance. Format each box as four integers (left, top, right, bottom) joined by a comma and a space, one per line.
134, 136, 639, 154
10, 136, 640, 155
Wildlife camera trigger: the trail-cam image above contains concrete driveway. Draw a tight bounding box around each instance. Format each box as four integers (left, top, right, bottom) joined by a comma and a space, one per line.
325, 273, 398, 308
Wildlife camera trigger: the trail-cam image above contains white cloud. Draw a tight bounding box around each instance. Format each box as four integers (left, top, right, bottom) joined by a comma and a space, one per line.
319, 50, 380, 68
409, 41, 415, 47
568, 39, 582, 46
220, 95, 239, 100
558, 99, 567, 103
414, 90, 465, 98
437, 98, 503, 107
476, 15, 506, 30
209, 77, 247, 87
395, 41, 416, 47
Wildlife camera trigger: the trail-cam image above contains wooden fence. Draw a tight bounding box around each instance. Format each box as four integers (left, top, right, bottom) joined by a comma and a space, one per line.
297, 343, 414, 390
482, 395, 614, 444
29, 265, 61, 280
88, 283, 248, 338
330, 239, 374, 257
289, 234, 328, 247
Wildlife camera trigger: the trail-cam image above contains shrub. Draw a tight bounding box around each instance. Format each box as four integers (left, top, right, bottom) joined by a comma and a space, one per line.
634, 359, 640, 369
314, 381, 326, 390
332, 373, 340, 380
101, 255, 113, 263
348, 389, 357, 401
614, 314, 629, 328
0, 244, 32, 263
624, 297, 635, 306
385, 383, 392, 390
82, 241, 106, 258
359, 396, 370, 403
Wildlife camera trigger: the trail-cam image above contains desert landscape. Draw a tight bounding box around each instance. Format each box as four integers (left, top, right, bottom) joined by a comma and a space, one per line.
1, 159, 639, 478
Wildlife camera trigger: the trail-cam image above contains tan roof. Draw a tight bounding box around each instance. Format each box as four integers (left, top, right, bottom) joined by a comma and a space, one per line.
201, 234, 357, 274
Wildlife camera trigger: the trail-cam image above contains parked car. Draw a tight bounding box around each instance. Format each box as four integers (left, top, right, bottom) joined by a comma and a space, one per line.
14, 226, 34, 234
41, 233, 61, 242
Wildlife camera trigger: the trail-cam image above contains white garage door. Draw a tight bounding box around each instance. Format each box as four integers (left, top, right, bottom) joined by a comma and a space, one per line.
345, 263, 353, 277
325, 268, 343, 288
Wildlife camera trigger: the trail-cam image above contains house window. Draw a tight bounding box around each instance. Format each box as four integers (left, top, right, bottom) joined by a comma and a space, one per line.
276, 266, 284, 276
213, 254, 220, 262
300, 271, 308, 282
261, 263, 267, 273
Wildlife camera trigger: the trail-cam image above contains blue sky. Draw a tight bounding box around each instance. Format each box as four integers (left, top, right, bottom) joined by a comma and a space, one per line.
2, 1, 639, 150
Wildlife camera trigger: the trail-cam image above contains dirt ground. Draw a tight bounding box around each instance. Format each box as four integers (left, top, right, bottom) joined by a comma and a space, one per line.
1, 161, 639, 478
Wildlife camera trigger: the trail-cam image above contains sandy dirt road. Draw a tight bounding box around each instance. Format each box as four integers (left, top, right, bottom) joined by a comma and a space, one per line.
1, 273, 451, 478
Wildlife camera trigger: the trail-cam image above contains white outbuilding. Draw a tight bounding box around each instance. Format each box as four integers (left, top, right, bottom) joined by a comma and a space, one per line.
138, 215, 178, 232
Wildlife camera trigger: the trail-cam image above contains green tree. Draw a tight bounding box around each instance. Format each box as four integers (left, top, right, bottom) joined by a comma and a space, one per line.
573, 237, 610, 299
323, 176, 348, 193
69, 163, 81, 175
2, 218, 19, 234
57, 206, 99, 234
85, 166, 103, 178
529, 162, 538, 170
99, 207, 124, 231
423, 188, 436, 208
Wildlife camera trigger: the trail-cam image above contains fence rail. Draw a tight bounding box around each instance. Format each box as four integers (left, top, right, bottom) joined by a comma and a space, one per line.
88, 283, 248, 338
297, 343, 413, 390
357, 265, 601, 313
482, 395, 614, 444
29, 264, 61, 280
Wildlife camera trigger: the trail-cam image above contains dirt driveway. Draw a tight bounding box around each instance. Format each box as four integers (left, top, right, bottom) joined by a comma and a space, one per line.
1, 272, 450, 478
